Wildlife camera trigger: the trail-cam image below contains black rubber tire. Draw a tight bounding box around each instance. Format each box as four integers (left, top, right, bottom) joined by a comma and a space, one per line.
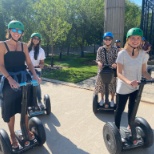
93, 93, 98, 114
103, 122, 122, 154
28, 117, 46, 146
0, 129, 12, 154
135, 117, 153, 148
44, 94, 51, 115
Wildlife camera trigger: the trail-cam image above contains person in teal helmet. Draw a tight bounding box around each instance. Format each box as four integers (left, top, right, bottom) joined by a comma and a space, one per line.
95, 32, 118, 108
27, 33, 46, 108
115, 27, 153, 145
0, 20, 41, 149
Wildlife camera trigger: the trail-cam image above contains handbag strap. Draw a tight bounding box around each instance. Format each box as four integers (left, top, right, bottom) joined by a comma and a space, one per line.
103, 48, 108, 65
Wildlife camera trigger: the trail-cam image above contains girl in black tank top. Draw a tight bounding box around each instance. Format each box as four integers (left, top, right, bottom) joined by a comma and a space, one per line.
0, 20, 41, 149
4, 42, 27, 72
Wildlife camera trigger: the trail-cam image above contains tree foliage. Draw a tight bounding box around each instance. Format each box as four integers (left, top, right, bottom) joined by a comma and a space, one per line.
0, 0, 142, 52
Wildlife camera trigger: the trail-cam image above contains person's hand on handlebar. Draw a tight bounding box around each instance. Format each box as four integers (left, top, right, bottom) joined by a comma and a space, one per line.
112, 63, 117, 69
33, 74, 42, 84
97, 61, 103, 70
7, 76, 20, 89
129, 80, 139, 87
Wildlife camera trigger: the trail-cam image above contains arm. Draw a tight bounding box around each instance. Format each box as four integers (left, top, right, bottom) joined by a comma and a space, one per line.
117, 63, 131, 85
117, 63, 138, 87
96, 47, 103, 69
39, 60, 44, 69
142, 63, 152, 80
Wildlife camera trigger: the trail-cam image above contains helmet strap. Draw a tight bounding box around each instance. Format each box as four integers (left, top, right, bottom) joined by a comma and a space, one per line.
10, 34, 21, 43
128, 44, 136, 56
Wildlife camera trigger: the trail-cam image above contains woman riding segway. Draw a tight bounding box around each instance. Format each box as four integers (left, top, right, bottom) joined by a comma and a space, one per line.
0, 20, 41, 151
93, 32, 118, 112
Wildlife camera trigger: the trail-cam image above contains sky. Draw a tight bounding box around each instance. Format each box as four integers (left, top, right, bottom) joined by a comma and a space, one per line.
130, 0, 142, 6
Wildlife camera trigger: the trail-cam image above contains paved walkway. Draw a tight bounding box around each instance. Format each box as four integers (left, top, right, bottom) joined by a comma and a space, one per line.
43, 72, 154, 104
0, 75, 154, 154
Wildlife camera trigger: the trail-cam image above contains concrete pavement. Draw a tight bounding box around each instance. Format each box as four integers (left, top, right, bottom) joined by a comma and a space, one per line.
0, 74, 154, 154
43, 72, 154, 104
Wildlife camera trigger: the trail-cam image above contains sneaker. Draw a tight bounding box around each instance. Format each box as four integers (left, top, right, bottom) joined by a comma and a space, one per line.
99, 100, 104, 106
110, 100, 114, 107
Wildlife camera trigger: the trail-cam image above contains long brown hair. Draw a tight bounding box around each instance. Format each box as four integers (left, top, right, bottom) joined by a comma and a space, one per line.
27, 38, 41, 60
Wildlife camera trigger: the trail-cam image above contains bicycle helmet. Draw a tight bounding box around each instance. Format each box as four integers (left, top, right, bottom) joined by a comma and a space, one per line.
8, 20, 24, 31
126, 27, 143, 38
103, 32, 114, 39
115, 40, 121, 43
31, 33, 42, 40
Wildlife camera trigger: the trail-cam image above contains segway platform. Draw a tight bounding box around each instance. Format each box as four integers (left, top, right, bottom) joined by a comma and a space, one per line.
93, 65, 116, 113
28, 94, 51, 117
0, 81, 46, 154
93, 93, 116, 113
120, 127, 144, 150
103, 79, 154, 154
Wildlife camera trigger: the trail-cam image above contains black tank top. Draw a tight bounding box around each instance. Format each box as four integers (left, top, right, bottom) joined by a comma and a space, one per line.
4, 42, 26, 72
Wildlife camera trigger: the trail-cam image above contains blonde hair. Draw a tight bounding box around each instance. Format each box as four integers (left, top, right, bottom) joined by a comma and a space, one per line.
124, 38, 142, 50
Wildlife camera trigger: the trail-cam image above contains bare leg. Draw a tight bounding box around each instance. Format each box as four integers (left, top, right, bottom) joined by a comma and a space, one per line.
25, 114, 34, 140
8, 116, 18, 148
101, 93, 104, 100
110, 93, 115, 101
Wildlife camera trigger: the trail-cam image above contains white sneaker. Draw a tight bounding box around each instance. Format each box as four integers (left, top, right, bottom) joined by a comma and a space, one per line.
99, 100, 104, 106
110, 100, 114, 107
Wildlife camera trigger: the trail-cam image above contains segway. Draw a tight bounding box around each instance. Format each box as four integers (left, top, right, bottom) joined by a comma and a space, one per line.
27, 88, 51, 117
103, 78, 154, 154
0, 80, 46, 154
27, 67, 51, 117
93, 65, 116, 113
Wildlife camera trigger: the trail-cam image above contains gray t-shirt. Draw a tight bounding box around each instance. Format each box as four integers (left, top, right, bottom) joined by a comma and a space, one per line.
116, 49, 147, 94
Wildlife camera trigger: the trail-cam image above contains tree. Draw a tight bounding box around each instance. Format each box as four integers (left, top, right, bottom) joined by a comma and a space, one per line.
33, 0, 71, 66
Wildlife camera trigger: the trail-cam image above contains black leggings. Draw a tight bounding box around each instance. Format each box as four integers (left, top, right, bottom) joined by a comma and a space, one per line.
115, 90, 138, 129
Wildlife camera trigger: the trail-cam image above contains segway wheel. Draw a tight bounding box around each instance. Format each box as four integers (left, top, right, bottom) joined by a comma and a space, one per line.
44, 94, 51, 115
93, 93, 98, 114
135, 117, 153, 148
103, 122, 122, 154
0, 129, 12, 154
29, 117, 46, 146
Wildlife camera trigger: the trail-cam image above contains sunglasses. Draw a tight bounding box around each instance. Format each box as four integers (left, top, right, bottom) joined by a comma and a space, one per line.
33, 37, 40, 41
104, 38, 112, 41
11, 28, 23, 34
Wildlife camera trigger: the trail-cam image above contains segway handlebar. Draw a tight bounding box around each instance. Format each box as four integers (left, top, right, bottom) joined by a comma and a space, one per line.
138, 78, 154, 85
19, 80, 39, 87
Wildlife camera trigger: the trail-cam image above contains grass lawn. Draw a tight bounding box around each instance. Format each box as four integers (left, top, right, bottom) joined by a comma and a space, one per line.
42, 53, 98, 83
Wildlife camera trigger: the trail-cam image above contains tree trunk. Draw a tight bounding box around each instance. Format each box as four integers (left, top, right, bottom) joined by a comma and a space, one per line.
80, 45, 84, 57
67, 45, 70, 55
50, 45, 54, 67
59, 52, 62, 60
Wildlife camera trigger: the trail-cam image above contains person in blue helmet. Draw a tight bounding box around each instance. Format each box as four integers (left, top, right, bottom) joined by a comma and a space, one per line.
114, 39, 121, 50
95, 32, 118, 108
0, 20, 41, 149
27, 33, 46, 108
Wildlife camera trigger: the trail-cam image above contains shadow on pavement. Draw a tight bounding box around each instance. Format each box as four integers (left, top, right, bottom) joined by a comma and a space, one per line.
39, 113, 89, 154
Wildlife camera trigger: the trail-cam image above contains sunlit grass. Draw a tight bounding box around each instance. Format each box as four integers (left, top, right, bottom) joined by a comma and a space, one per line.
42, 53, 98, 83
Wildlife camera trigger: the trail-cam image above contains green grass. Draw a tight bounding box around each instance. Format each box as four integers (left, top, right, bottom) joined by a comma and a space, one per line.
42, 53, 98, 83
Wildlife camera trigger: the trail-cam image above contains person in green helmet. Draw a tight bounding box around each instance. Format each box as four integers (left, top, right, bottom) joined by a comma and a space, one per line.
115, 27, 153, 145
27, 33, 46, 108
0, 20, 41, 149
